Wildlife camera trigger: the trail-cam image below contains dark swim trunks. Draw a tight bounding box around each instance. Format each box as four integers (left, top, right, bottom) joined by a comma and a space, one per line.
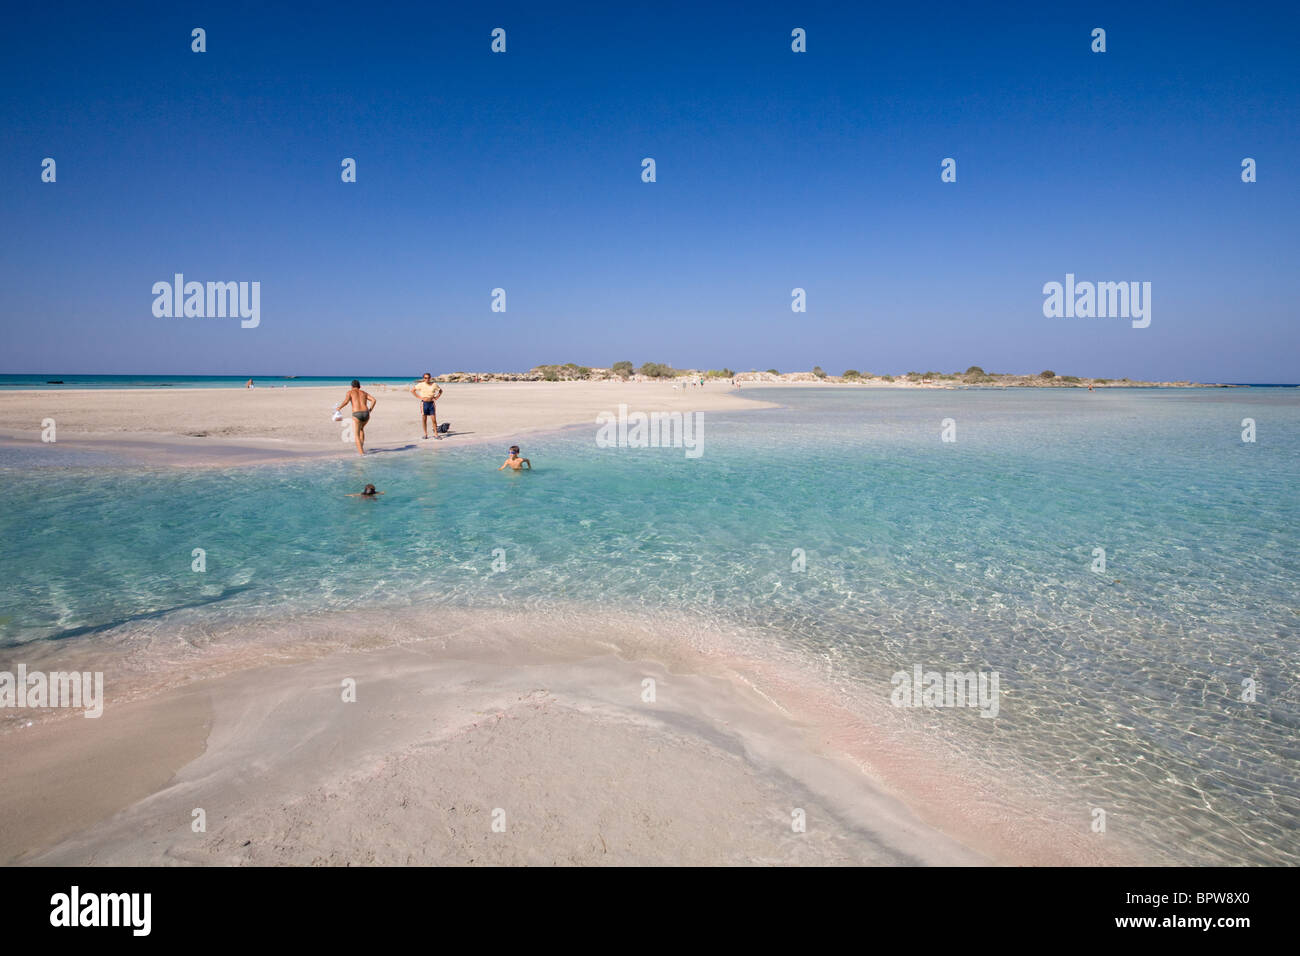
422, 401, 436, 415
352, 410, 370, 424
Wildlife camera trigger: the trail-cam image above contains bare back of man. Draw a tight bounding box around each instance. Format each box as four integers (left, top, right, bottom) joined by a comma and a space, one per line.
336, 380, 377, 455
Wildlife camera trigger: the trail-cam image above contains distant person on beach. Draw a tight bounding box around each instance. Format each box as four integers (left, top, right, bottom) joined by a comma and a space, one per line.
246, 379, 254, 389
498, 445, 531, 471
336, 379, 377, 456
410, 373, 444, 440
346, 484, 383, 498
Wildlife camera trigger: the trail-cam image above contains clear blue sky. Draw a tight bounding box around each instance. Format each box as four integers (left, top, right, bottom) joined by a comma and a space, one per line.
2, 1, 1297, 381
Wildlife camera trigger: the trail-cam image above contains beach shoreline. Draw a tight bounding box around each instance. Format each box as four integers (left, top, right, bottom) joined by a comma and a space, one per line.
0, 381, 780, 467
0, 378, 1240, 468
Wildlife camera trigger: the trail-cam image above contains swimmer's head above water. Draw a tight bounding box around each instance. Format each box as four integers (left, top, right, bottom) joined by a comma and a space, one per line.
499, 445, 531, 471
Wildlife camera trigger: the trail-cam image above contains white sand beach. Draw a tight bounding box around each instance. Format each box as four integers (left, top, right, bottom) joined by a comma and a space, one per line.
0, 381, 776, 466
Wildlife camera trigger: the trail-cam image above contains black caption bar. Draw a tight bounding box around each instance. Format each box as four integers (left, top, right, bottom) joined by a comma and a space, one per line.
0, 865, 1282, 943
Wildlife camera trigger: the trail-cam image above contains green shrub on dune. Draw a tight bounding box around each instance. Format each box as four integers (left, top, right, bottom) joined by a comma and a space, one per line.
533, 363, 593, 381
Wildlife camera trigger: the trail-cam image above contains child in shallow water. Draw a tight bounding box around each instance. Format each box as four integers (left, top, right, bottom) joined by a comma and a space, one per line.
346, 484, 384, 498
498, 446, 531, 471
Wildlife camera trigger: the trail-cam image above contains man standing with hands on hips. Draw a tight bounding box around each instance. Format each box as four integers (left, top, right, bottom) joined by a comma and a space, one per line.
411, 372, 444, 440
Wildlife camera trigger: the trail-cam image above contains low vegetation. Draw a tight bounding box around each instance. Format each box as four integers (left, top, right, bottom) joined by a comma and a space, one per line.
637, 362, 676, 379
431, 365, 1202, 388
533, 363, 592, 381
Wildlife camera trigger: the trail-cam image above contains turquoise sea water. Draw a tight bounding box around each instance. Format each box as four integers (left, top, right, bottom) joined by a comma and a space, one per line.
1, 387, 1297, 864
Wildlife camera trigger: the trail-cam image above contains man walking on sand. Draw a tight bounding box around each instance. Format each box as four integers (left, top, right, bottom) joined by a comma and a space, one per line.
410, 372, 443, 440
336, 379, 377, 456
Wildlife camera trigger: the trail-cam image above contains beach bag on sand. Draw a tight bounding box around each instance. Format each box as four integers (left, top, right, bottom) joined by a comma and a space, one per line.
438, 422, 450, 433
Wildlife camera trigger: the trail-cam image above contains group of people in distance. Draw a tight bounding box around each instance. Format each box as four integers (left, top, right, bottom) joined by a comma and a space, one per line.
338, 374, 530, 497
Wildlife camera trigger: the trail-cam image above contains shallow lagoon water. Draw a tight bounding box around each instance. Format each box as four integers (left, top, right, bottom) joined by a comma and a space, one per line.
2, 387, 1297, 864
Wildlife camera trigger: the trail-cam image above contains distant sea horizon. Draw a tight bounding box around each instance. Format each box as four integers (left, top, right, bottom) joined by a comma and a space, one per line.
1, 373, 1296, 390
